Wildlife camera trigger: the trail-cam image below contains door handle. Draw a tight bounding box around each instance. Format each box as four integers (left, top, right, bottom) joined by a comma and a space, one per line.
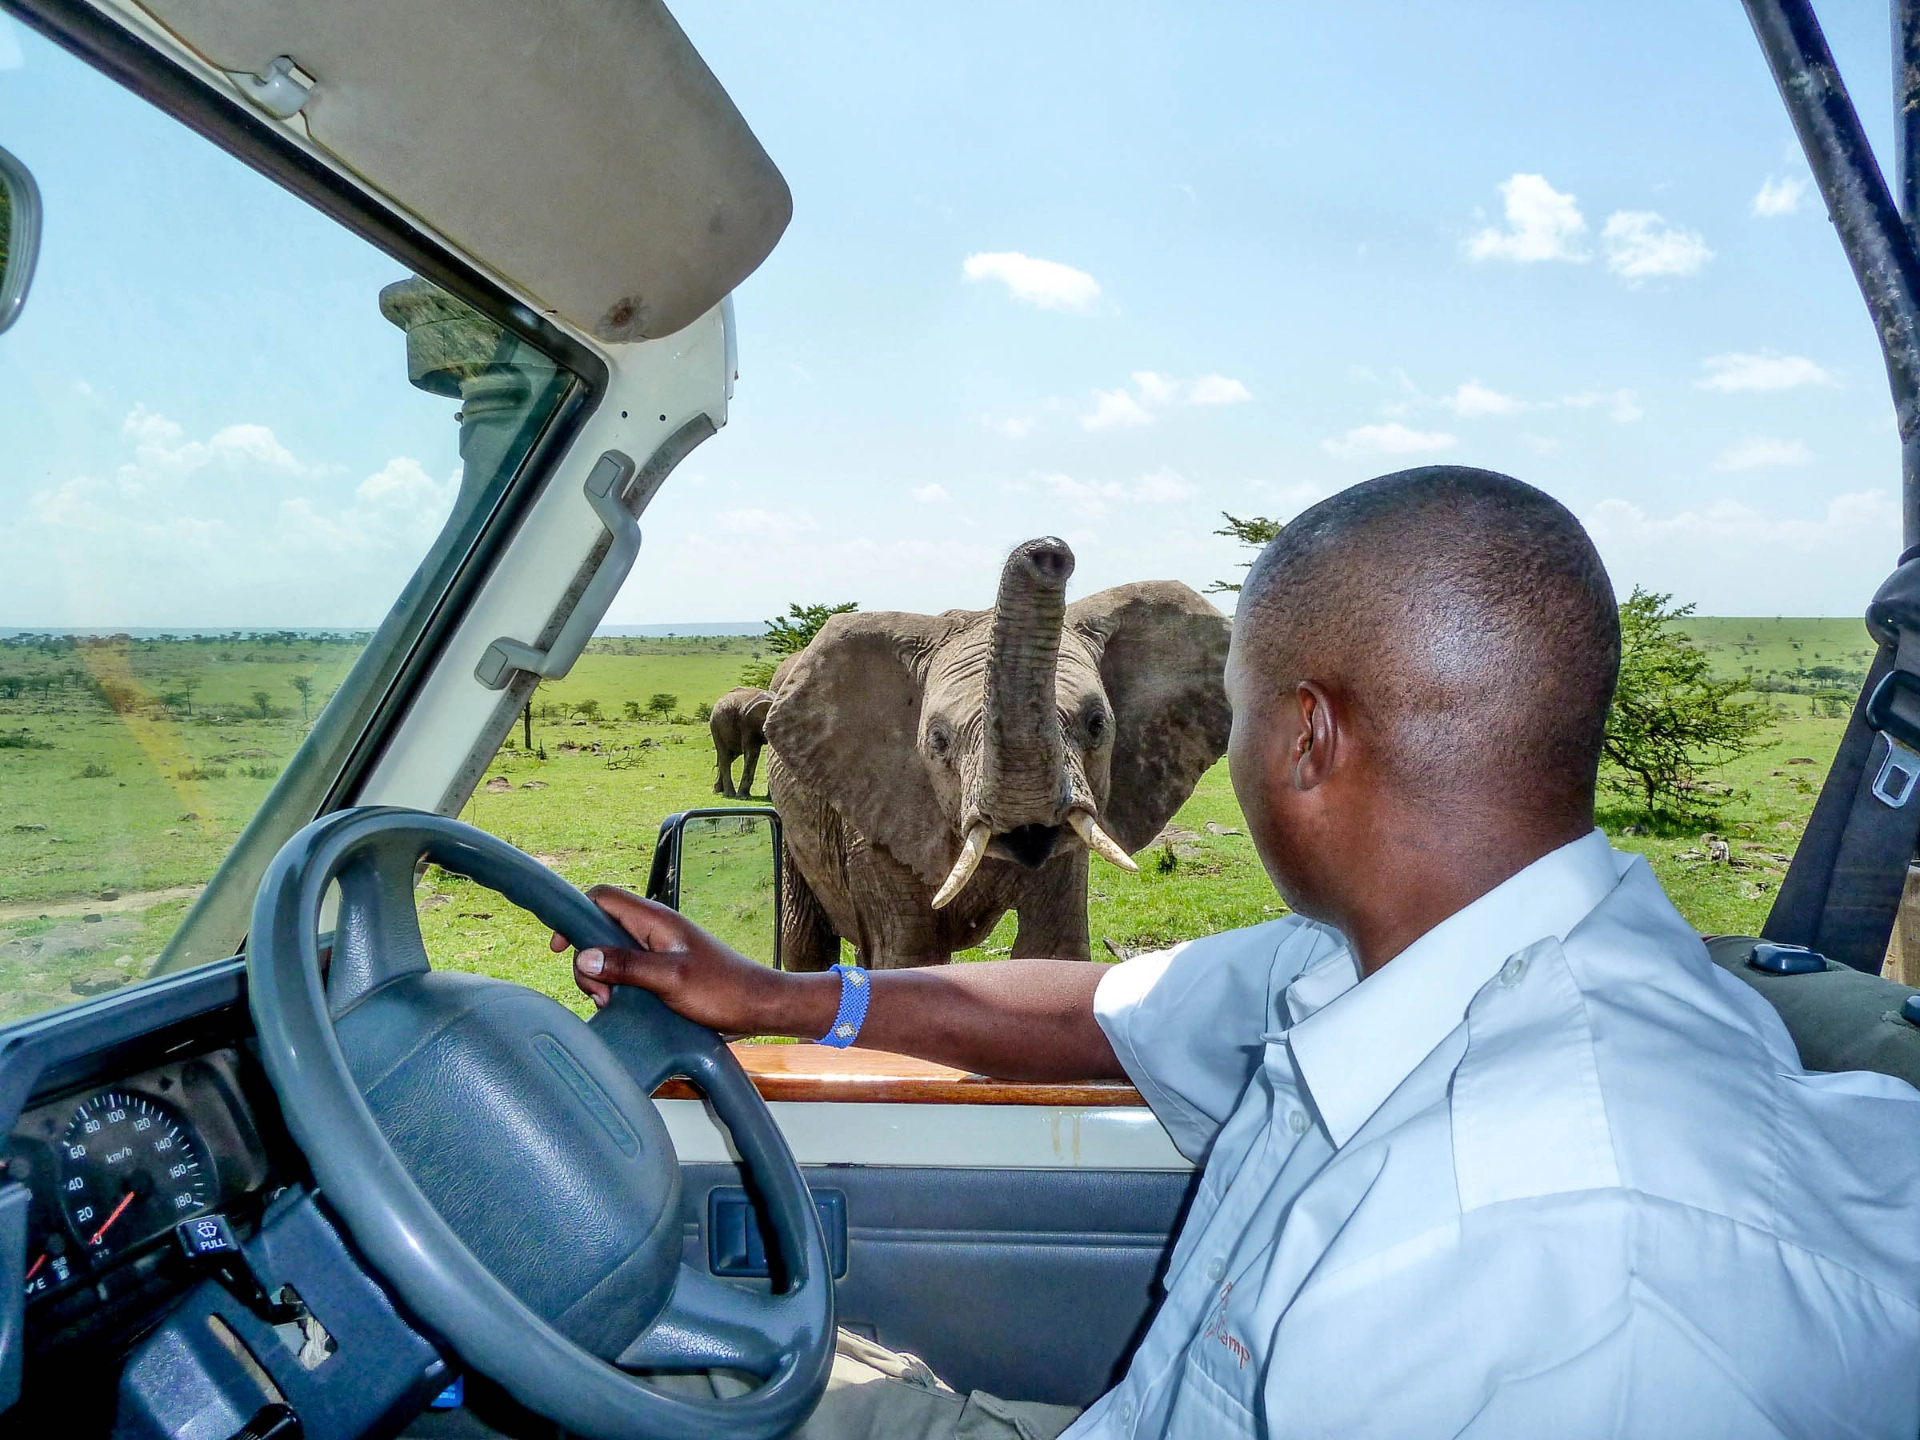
708, 1187, 848, 1280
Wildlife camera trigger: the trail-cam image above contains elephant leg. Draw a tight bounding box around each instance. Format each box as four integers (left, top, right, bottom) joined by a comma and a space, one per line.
1009, 850, 1092, 962
713, 742, 736, 798
780, 843, 841, 972
738, 739, 762, 798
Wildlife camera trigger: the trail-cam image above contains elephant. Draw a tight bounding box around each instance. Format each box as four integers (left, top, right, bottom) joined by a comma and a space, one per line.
710, 686, 773, 799
764, 537, 1231, 970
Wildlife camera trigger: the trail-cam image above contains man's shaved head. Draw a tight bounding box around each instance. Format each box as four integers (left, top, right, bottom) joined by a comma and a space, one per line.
1237, 466, 1619, 817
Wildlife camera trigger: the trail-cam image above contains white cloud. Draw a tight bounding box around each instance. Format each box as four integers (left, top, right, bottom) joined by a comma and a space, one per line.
983, 415, 1037, 439
1131, 467, 1198, 502
716, 507, 819, 537
1751, 174, 1810, 218
1601, 211, 1713, 282
1188, 374, 1254, 406
283, 459, 459, 555
1587, 491, 1897, 568
1082, 371, 1251, 430
1443, 380, 1525, 417
1464, 174, 1589, 264
13, 407, 466, 625
1713, 437, 1813, 471
961, 251, 1102, 313
114, 405, 306, 490
1321, 422, 1458, 459
1561, 388, 1643, 423
1043, 469, 1199, 519
1084, 388, 1154, 431
355, 456, 451, 508
1697, 351, 1835, 393
1132, 371, 1182, 406
912, 482, 952, 504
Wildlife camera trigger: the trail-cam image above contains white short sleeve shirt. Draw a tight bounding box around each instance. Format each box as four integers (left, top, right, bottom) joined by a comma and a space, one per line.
1072, 830, 1920, 1440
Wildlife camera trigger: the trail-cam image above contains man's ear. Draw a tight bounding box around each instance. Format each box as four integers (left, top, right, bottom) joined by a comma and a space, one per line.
1291, 681, 1340, 791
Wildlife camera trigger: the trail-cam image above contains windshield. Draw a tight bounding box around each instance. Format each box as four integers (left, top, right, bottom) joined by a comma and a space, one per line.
0, 21, 574, 1024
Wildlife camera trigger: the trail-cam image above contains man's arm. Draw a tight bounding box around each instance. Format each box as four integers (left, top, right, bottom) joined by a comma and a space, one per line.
551, 886, 1125, 1082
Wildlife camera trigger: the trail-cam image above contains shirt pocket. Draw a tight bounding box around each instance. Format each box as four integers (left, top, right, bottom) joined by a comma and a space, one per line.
1167, 1351, 1258, 1437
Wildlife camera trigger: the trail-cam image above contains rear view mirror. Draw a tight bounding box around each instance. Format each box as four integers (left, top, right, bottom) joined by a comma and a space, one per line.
0, 143, 42, 336
645, 808, 784, 968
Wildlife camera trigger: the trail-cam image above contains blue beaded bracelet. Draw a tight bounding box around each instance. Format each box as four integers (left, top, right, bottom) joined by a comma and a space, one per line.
819, 963, 870, 1048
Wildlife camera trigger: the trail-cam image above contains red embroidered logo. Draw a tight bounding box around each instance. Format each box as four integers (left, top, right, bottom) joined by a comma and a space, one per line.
1199, 1280, 1250, 1369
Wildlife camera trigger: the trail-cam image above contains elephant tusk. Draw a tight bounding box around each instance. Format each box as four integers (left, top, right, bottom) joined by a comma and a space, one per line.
932, 823, 992, 909
1069, 811, 1138, 873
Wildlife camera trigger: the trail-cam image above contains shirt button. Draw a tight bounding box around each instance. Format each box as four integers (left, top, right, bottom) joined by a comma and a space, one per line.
1499, 954, 1528, 987
1287, 1108, 1310, 1136
1206, 1257, 1226, 1282
1119, 1400, 1136, 1426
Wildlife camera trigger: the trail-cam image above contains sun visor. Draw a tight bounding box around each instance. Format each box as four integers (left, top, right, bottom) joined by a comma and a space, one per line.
137, 0, 792, 340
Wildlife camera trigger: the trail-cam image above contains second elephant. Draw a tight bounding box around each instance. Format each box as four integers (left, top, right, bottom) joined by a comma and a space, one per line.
766, 537, 1231, 969
710, 686, 773, 799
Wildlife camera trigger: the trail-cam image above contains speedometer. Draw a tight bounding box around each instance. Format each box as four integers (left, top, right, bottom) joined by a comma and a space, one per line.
57, 1092, 211, 1259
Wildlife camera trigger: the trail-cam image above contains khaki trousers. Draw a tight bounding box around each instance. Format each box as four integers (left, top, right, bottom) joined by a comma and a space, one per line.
680, 1329, 1081, 1440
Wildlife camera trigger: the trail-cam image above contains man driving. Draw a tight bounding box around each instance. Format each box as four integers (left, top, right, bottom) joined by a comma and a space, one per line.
558, 467, 1920, 1438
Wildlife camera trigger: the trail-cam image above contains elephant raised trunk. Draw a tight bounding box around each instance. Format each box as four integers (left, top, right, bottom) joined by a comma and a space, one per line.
928, 538, 1140, 908
979, 537, 1073, 842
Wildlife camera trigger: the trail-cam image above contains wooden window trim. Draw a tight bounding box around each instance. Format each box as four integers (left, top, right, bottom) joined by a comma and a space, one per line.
652, 1042, 1147, 1107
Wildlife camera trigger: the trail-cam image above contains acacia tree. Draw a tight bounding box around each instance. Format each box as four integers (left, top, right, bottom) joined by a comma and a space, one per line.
290, 674, 314, 722
1602, 588, 1768, 821
1205, 513, 1285, 594
742, 601, 858, 687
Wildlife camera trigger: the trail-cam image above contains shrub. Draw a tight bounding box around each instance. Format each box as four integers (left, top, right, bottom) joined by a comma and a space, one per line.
646, 693, 677, 719
1205, 513, 1286, 594
764, 602, 857, 657
694, 700, 714, 722
0, 730, 50, 750
738, 659, 777, 689
1602, 588, 1769, 822
575, 699, 602, 722
76, 763, 113, 779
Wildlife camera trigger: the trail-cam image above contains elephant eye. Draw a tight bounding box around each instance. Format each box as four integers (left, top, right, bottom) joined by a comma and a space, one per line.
1084, 709, 1110, 742
926, 724, 952, 758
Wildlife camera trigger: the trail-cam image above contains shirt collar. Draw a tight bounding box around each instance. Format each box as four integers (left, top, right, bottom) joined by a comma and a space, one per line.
1283, 829, 1625, 1148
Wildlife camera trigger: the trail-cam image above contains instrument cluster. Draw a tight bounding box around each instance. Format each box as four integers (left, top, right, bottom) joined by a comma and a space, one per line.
4, 1050, 272, 1327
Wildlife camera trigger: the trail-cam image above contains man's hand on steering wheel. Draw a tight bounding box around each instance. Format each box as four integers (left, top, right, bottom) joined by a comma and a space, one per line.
553, 887, 831, 1037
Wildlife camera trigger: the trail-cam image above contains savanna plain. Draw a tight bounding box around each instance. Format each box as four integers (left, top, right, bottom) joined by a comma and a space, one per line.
0, 620, 1877, 1023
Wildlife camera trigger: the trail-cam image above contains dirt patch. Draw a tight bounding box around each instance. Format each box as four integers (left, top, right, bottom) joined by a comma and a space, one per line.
0, 913, 139, 963
0, 885, 203, 925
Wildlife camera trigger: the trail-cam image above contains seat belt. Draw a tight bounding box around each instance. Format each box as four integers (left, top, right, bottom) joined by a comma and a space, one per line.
1764, 552, 1920, 971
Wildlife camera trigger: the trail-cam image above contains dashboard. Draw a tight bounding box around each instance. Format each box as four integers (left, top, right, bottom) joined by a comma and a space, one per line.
0, 960, 449, 1440
8, 1048, 273, 1331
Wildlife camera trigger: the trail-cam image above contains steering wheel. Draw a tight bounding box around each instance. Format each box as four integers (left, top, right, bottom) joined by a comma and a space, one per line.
246, 806, 835, 1440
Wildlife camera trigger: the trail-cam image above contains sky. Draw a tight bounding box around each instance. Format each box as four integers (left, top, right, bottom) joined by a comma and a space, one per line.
0, 1, 1913, 625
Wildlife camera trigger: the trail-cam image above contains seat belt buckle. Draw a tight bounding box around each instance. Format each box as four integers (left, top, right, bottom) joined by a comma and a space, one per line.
1865, 670, 1920, 808
1873, 739, 1920, 808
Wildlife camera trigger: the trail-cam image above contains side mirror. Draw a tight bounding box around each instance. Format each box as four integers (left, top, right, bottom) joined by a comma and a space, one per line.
0, 143, 42, 336
645, 807, 784, 968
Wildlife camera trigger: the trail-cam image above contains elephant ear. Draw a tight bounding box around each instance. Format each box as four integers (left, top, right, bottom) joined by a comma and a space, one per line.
765, 611, 959, 888
1068, 582, 1232, 854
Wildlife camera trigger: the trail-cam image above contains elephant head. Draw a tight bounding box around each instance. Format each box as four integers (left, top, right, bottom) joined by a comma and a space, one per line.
765, 538, 1231, 915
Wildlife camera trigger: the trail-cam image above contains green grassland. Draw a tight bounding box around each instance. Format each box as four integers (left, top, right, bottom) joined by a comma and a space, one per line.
0, 622, 1875, 1024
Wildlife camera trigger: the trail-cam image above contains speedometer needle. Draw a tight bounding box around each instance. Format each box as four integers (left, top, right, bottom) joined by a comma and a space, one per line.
89, 1190, 136, 1248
